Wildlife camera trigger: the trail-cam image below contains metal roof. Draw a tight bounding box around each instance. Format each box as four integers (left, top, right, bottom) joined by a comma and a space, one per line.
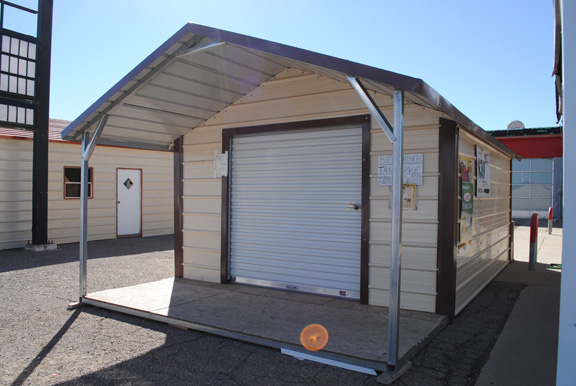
1, 118, 70, 141
62, 23, 514, 156
490, 126, 563, 138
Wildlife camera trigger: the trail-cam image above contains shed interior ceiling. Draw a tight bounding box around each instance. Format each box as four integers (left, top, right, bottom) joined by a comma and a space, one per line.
62, 32, 440, 151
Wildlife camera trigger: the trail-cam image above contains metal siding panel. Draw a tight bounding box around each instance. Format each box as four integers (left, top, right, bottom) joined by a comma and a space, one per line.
230, 126, 362, 297
0, 138, 33, 249
181, 131, 222, 282
454, 133, 512, 314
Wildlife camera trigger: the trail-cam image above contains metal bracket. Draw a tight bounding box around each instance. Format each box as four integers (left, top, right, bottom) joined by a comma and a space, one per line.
347, 75, 396, 143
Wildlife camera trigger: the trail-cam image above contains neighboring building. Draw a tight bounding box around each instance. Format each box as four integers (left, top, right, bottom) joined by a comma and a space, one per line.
490, 126, 563, 219
62, 23, 517, 319
0, 118, 174, 250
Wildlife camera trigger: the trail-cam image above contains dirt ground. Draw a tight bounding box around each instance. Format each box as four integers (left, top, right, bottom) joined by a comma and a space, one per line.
0, 235, 521, 385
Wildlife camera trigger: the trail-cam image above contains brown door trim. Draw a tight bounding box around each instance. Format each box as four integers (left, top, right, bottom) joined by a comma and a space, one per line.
220, 115, 371, 303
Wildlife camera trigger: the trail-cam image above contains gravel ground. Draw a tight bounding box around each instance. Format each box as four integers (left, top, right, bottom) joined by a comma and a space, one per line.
0, 235, 521, 385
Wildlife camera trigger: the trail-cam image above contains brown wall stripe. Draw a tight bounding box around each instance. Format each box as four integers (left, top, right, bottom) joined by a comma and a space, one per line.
173, 136, 184, 278
436, 118, 459, 320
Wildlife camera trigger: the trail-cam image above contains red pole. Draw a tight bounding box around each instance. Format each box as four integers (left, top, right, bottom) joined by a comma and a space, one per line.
548, 207, 553, 234
529, 213, 538, 270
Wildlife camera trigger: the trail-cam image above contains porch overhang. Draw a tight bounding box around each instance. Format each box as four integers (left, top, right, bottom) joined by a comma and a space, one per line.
61, 23, 515, 157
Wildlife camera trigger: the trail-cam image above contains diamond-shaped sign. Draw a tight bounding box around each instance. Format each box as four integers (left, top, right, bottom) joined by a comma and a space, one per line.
124, 178, 133, 189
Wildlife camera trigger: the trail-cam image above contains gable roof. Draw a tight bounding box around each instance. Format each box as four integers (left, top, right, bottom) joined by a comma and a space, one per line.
61, 23, 513, 156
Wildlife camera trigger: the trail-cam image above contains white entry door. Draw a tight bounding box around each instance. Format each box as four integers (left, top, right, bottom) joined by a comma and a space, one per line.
117, 169, 142, 237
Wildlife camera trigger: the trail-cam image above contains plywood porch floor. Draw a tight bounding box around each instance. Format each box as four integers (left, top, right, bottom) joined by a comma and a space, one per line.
84, 278, 447, 372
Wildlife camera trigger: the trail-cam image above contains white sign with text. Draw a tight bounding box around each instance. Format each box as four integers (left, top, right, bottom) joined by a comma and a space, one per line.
378, 153, 423, 185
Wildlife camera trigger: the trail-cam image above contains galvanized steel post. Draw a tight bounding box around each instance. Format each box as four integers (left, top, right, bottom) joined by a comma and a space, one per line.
79, 131, 89, 300
548, 207, 553, 234
387, 89, 404, 369
78, 115, 108, 302
346, 76, 405, 372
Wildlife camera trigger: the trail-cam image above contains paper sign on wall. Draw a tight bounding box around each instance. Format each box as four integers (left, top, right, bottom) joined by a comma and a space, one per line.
378, 153, 423, 186
459, 155, 474, 247
214, 151, 228, 177
476, 147, 490, 197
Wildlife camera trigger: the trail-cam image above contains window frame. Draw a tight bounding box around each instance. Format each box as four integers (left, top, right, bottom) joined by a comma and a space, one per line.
63, 166, 93, 199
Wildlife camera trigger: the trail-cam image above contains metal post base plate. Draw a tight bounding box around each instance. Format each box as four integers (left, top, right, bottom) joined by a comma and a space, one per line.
67, 301, 85, 310
377, 361, 412, 385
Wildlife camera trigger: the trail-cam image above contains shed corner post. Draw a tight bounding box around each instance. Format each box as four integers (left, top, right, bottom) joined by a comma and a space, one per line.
69, 115, 107, 309
387, 88, 405, 371
435, 118, 459, 321
346, 76, 406, 373
173, 136, 184, 278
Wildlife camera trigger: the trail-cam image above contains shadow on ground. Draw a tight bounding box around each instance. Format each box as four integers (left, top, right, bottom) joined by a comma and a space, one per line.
0, 235, 173, 274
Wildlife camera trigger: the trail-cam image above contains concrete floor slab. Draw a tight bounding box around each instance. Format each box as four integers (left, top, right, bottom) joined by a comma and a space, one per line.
85, 278, 447, 372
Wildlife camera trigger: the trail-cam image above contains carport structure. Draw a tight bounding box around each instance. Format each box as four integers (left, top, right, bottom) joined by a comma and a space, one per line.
62, 23, 515, 376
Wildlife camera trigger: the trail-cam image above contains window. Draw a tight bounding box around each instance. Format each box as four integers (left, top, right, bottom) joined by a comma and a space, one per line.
511, 158, 553, 216
64, 167, 93, 198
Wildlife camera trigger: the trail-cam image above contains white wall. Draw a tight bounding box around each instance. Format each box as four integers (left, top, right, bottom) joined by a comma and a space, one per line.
0, 137, 174, 250
557, 0, 576, 383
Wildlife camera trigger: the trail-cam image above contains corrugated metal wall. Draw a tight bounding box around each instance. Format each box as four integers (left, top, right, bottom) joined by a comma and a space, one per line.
0, 138, 173, 250
455, 131, 512, 314
48, 142, 174, 244
0, 137, 33, 249
182, 69, 445, 311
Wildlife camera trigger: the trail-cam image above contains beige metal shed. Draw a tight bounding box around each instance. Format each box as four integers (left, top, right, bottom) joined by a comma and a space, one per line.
62, 23, 517, 374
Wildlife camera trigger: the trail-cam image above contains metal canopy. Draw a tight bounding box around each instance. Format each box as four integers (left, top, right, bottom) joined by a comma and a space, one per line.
61, 23, 515, 156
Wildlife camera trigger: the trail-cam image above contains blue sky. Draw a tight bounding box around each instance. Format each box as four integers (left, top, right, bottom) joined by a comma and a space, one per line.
13, 0, 557, 131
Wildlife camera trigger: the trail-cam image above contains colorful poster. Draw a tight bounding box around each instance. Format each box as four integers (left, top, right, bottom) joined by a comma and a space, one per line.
459, 156, 474, 246
459, 155, 473, 183
476, 147, 490, 197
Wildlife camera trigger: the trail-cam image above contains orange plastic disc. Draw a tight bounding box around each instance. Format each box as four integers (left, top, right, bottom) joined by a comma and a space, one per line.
300, 324, 329, 351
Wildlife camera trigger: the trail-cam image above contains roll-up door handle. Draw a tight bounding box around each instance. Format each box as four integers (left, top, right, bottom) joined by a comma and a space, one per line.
347, 202, 361, 211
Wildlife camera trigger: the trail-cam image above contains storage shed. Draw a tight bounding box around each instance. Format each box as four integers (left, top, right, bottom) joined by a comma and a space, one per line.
62, 23, 516, 372
0, 118, 174, 250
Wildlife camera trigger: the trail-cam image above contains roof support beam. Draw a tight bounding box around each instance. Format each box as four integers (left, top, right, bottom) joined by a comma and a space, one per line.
78, 114, 108, 302
176, 41, 226, 57
347, 76, 396, 143
349, 75, 405, 374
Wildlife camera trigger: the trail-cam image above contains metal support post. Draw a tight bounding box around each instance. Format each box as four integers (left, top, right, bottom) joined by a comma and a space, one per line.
77, 115, 107, 303
79, 131, 89, 300
31, 0, 53, 246
387, 89, 404, 370
347, 76, 406, 373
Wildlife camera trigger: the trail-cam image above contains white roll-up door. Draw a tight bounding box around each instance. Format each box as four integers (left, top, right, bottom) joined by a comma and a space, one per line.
229, 125, 362, 299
